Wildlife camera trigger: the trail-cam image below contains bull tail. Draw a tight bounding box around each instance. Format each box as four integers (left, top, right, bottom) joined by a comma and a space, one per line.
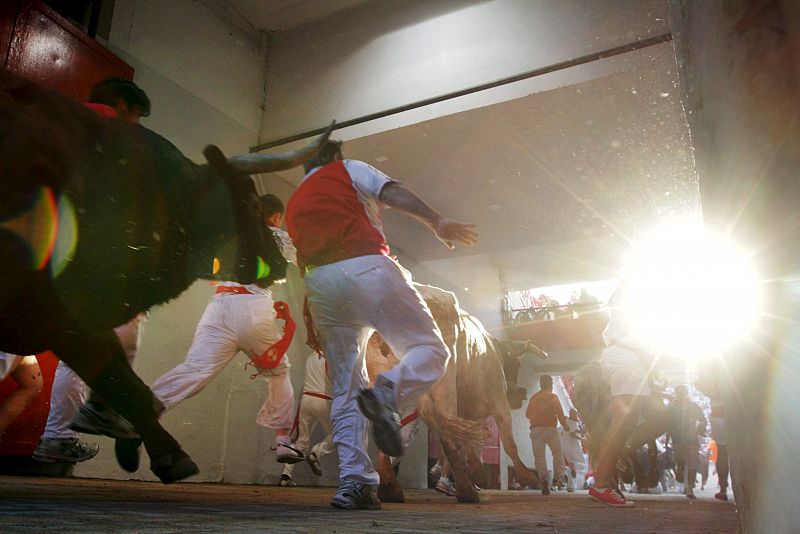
417, 395, 483, 446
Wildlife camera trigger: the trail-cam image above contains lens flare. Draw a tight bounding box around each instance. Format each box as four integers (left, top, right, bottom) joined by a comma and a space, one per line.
623, 223, 761, 359
212, 257, 221, 275
1, 186, 59, 270
50, 195, 78, 278
256, 256, 271, 280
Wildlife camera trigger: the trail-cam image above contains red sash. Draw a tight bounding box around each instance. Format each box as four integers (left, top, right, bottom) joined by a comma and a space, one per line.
401, 411, 419, 427
248, 301, 295, 377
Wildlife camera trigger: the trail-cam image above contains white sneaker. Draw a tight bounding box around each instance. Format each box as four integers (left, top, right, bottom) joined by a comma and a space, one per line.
279, 474, 296, 487
435, 477, 456, 496
33, 437, 99, 463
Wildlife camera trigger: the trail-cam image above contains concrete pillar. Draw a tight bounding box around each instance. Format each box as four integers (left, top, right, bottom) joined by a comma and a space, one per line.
670, 1, 800, 531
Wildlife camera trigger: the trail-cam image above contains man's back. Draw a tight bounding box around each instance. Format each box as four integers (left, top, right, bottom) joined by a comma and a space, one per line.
668, 399, 703, 443
526, 390, 561, 428
285, 160, 391, 269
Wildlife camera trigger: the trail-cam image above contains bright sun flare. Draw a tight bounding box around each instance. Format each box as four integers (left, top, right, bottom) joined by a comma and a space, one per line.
622, 223, 761, 359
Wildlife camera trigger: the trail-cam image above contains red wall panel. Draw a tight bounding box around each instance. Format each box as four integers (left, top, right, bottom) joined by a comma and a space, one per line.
0, 1, 21, 66
6, 0, 133, 101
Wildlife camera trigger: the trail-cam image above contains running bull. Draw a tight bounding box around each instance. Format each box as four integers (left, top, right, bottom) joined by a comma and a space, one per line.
367, 284, 547, 503
0, 69, 331, 483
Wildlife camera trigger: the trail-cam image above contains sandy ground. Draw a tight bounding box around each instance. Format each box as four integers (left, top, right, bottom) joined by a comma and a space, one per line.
0, 476, 739, 533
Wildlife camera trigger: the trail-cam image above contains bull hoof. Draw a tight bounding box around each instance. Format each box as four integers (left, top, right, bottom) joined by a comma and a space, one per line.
151, 452, 199, 484
466, 463, 487, 488
455, 488, 480, 504
378, 483, 405, 503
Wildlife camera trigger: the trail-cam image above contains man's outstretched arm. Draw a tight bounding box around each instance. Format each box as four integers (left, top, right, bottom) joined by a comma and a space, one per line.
379, 182, 478, 249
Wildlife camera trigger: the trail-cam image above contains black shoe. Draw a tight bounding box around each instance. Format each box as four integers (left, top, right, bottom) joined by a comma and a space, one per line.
356, 378, 402, 457
279, 474, 296, 487
70, 401, 140, 440
115, 438, 142, 472
541, 482, 550, 496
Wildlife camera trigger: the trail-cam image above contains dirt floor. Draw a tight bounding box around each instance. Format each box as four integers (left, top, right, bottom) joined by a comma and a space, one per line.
0, 476, 739, 533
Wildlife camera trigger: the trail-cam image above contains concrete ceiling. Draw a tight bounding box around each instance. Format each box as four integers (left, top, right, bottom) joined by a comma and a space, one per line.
224, 0, 376, 33
264, 45, 701, 289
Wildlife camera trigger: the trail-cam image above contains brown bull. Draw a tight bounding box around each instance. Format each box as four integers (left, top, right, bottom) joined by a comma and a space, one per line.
367, 284, 547, 503
0, 69, 332, 483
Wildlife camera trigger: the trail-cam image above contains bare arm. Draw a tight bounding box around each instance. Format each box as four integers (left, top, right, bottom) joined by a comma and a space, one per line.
379, 182, 478, 249
557, 411, 570, 430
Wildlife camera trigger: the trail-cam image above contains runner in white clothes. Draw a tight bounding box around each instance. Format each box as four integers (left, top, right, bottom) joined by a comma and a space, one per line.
112, 194, 304, 471
279, 352, 336, 487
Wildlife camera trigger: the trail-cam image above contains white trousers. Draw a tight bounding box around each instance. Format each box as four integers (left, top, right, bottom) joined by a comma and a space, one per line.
531, 426, 563, 486
282, 393, 336, 477
43, 313, 146, 439
150, 292, 294, 430
305, 255, 449, 485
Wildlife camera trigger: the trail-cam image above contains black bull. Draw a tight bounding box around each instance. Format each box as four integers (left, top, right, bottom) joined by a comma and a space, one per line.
0, 69, 332, 482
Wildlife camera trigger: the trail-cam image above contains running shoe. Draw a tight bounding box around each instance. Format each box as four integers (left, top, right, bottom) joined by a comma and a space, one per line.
33, 437, 99, 463
330, 479, 381, 510
435, 477, 456, 496
589, 487, 636, 508
279, 474, 296, 487
356, 377, 402, 457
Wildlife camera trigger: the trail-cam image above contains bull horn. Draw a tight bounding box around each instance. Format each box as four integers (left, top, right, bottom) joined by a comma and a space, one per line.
227, 120, 336, 174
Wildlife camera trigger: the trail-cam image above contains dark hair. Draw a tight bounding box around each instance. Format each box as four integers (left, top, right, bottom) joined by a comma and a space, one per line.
259, 193, 284, 216
540, 374, 553, 389
303, 139, 343, 173
89, 78, 151, 117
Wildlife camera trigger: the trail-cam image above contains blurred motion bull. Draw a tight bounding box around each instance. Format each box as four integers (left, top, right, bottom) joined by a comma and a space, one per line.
0, 68, 331, 482
367, 283, 547, 503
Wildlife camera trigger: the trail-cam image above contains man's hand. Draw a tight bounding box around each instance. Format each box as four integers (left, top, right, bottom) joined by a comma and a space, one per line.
433, 218, 478, 249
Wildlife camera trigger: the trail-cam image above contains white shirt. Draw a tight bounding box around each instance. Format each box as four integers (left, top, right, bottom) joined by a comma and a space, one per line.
302, 352, 330, 396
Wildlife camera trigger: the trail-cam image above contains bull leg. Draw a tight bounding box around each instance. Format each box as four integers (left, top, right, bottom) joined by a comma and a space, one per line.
55, 330, 197, 483
494, 408, 536, 487
464, 436, 487, 488
377, 450, 405, 503
440, 437, 479, 503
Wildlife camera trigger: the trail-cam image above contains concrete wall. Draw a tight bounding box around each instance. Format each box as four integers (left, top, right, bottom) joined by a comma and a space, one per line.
670, 0, 800, 531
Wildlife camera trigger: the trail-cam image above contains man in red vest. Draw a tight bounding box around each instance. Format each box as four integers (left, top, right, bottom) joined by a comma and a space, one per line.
285, 139, 478, 509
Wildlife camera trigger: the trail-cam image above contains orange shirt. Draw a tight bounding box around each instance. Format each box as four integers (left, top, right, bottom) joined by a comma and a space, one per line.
708, 439, 718, 464
526, 390, 562, 428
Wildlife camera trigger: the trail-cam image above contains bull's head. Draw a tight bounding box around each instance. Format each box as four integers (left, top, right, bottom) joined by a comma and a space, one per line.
199, 122, 334, 285
497, 339, 548, 409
